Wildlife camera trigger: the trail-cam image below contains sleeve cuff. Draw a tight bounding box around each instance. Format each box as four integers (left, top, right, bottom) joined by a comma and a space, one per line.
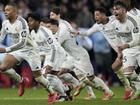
128, 43, 133, 48
5, 47, 11, 53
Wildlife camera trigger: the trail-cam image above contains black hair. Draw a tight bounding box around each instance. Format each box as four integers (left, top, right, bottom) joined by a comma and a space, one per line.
114, 1, 127, 9
27, 12, 42, 22
51, 7, 61, 15
41, 17, 49, 23
130, 0, 137, 8
94, 7, 107, 15
6, 2, 17, 8
47, 19, 59, 26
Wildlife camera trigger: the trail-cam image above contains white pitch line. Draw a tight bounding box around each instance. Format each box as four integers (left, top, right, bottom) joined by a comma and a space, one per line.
0, 98, 48, 100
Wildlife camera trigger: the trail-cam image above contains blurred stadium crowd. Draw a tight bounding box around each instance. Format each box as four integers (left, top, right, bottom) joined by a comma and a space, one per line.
0, 0, 140, 88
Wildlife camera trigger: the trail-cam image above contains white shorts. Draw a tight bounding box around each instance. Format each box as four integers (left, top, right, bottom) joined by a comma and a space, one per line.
61, 55, 94, 77
123, 49, 140, 69
9, 48, 41, 71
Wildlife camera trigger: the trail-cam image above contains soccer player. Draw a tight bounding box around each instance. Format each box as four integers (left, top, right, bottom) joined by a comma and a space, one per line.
41, 18, 96, 100
41, 18, 90, 101
72, 6, 134, 100
0, 3, 57, 104
48, 12, 114, 100
27, 12, 77, 102
113, 1, 140, 99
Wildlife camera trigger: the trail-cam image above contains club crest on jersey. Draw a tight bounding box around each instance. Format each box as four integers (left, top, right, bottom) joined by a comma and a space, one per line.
21, 31, 27, 37
6, 27, 8, 30
133, 27, 139, 33
116, 28, 119, 31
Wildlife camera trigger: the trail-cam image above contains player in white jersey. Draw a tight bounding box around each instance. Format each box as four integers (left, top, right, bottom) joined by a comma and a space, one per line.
49, 8, 114, 100
27, 13, 76, 101
113, 1, 140, 99
0, 3, 57, 104
72, 7, 132, 100
43, 19, 96, 100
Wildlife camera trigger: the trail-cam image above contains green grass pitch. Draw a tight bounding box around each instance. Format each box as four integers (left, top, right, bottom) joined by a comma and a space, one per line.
0, 87, 139, 105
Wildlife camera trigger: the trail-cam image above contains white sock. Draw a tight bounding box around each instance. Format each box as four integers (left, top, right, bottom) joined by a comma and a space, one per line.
115, 69, 131, 89
35, 75, 54, 94
86, 86, 96, 98
53, 76, 69, 91
47, 74, 67, 96
4, 68, 21, 83
61, 73, 79, 88
129, 71, 140, 91
93, 76, 111, 93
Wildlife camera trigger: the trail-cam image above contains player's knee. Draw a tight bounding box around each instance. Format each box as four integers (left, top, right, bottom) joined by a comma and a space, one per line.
0, 64, 10, 72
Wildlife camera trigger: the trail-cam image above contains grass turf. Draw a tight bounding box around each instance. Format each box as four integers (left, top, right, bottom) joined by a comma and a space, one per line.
0, 87, 139, 105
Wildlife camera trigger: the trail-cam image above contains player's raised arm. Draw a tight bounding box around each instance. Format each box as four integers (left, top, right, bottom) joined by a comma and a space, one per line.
76, 7, 108, 37
78, 24, 99, 36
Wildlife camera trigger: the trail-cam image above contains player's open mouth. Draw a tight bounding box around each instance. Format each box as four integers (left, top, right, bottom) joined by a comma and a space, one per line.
115, 14, 119, 17
5, 13, 8, 17
96, 20, 100, 23
115, 14, 119, 18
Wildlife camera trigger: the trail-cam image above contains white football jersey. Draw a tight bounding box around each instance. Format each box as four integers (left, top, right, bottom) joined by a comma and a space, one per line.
79, 16, 121, 52
112, 14, 140, 53
0, 16, 37, 52
30, 26, 51, 54
31, 26, 66, 65
55, 20, 90, 60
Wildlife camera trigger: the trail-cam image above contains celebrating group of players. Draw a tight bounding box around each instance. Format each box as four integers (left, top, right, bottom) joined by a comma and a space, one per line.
0, 0, 140, 104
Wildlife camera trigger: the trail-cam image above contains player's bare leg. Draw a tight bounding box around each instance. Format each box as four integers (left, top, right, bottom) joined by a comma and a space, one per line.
0, 54, 25, 96
112, 53, 133, 100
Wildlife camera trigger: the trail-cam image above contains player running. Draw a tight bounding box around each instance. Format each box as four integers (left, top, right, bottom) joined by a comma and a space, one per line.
112, 1, 140, 100
48, 10, 114, 100
0, 3, 57, 104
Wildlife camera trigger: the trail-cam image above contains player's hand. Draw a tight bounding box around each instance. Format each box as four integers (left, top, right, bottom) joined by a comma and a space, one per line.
0, 48, 6, 53
117, 44, 129, 51
70, 31, 79, 36
43, 65, 53, 73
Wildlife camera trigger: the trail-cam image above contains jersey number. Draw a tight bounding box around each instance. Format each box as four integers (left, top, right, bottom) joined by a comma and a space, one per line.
123, 56, 127, 63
